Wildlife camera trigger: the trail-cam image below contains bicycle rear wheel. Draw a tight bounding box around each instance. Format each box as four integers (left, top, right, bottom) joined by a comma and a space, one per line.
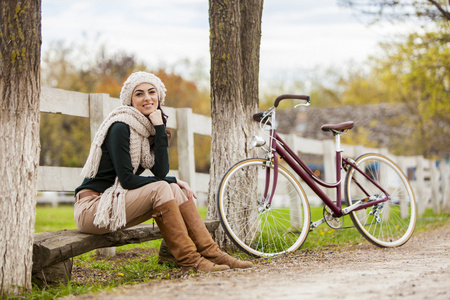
345, 153, 417, 247
217, 158, 310, 257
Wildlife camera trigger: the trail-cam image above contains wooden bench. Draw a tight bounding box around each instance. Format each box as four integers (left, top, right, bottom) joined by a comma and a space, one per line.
32, 220, 220, 285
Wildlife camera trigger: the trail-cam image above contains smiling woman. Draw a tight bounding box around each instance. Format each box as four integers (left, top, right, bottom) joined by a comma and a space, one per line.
131, 84, 159, 117
74, 71, 253, 274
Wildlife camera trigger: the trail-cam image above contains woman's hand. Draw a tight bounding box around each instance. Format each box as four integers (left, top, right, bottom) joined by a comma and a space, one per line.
177, 179, 197, 201
149, 109, 163, 125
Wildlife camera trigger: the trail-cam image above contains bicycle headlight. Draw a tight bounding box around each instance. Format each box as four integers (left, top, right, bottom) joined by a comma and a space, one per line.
250, 136, 266, 148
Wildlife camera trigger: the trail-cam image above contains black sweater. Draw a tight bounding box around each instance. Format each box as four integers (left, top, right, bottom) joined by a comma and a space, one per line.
75, 122, 176, 195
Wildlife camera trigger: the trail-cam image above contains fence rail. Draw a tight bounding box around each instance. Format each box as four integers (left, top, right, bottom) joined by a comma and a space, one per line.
38, 87, 450, 214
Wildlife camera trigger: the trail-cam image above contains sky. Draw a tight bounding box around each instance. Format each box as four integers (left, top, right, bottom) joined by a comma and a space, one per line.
41, 0, 417, 85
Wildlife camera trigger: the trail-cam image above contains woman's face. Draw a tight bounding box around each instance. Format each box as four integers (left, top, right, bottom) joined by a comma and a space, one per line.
131, 83, 159, 116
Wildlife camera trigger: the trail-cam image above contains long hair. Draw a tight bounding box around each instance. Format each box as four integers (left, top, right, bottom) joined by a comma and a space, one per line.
157, 101, 171, 143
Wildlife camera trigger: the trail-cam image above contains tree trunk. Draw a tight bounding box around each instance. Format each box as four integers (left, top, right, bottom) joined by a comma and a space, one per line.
207, 0, 263, 248
0, 0, 41, 294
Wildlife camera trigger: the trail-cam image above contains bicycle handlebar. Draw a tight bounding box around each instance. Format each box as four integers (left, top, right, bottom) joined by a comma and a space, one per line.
252, 94, 311, 124
274, 94, 310, 107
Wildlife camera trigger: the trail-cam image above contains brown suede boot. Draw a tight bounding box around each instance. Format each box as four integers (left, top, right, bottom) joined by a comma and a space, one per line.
152, 200, 229, 273
179, 199, 253, 269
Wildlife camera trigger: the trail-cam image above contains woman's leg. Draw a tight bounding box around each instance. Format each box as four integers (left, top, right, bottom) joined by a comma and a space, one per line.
151, 199, 229, 273
75, 184, 229, 273
74, 182, 174, 234
123, 181, 175, 228
169, 184, 253, 269
169, 183, 189, 205
75, 191, 111, 234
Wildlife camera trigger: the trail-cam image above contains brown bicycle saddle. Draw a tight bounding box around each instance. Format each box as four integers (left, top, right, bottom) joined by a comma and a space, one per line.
321, 121, 354, 132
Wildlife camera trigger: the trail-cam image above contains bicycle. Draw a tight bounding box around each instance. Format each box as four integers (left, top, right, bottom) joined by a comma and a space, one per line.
217, 94, 417, 257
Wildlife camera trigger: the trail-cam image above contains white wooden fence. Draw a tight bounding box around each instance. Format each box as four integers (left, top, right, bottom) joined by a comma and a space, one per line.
38, 87, 211, 205
38, 87, 450, 215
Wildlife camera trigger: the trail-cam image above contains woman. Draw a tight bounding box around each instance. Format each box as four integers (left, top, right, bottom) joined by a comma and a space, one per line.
75, 71, 252, 273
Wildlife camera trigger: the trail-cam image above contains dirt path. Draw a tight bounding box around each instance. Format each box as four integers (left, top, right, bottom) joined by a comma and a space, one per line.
67, 223, 450, 300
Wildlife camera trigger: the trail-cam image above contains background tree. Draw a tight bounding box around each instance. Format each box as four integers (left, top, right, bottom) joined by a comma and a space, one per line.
0, 0, 41, 294
338, 0, 450, 23
207, 0, 264, 247
40, 42, 212, 171
368, 23, 449, 157
305, 24, 450, 159
334, 7, 450, 158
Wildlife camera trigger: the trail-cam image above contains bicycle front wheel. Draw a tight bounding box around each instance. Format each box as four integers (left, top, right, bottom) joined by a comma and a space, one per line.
217, 158, 311, 257
345, 153, 417, 247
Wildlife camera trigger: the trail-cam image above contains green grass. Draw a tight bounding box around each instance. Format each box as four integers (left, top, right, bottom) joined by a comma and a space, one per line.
19, 204, 448, 299
35, 205, 77, 233
303, 206, 369, 250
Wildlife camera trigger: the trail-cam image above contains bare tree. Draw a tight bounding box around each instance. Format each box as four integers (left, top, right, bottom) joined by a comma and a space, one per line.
338, 0, 450, 23
207, 0, 263, 247
0, 0, 41, 294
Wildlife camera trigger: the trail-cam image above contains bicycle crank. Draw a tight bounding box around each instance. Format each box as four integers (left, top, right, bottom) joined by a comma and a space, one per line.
323, 205, 344, 229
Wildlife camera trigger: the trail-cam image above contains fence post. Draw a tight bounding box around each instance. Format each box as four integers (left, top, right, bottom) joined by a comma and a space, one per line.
430, 161, 440, 214
396, 156, 407, 176
89, 93, 111, 139
284, 134, 303, 228
322, 140, 335, 198
440, 162, 450, 213
89, 93, 117, 258
396, 156, 409, 218
353, 145, 365, 158
176, 108, 197, 203
415, 156, 426, 216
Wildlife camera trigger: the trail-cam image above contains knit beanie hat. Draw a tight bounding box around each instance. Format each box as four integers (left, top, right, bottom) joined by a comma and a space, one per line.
120, 71, 167, 106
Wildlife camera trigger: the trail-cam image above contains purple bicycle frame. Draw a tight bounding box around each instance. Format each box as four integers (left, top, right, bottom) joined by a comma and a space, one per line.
264, 129, 390, 218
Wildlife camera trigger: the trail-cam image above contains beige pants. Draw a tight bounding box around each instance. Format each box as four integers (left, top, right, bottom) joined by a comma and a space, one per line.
74, 181, 188, 234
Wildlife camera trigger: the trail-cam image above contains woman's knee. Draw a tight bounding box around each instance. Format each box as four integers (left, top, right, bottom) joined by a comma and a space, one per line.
126, 181, 174, 209
170, 183, 188, 206
149, 181, 175, 208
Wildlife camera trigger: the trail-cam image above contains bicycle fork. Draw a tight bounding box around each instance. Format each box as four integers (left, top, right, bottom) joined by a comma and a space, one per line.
260, 133, 279, 211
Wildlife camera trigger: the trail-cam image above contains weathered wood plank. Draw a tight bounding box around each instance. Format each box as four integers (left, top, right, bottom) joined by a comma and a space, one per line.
40, 87, 90, 117
32, 220, 220, 273
192, 114, 212, 136
37, 166, 82, 192
163, 106, 177, 129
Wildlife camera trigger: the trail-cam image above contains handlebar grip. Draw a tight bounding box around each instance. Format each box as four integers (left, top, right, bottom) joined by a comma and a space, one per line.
252, 112, 272, 125
274, 94, 310, 107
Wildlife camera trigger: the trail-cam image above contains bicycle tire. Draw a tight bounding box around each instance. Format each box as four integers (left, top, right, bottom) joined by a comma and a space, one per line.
344, 153, 417, 247
217, 158, 311, 257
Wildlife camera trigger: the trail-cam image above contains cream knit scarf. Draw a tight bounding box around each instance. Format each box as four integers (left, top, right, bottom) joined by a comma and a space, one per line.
81, 106, 156, 231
